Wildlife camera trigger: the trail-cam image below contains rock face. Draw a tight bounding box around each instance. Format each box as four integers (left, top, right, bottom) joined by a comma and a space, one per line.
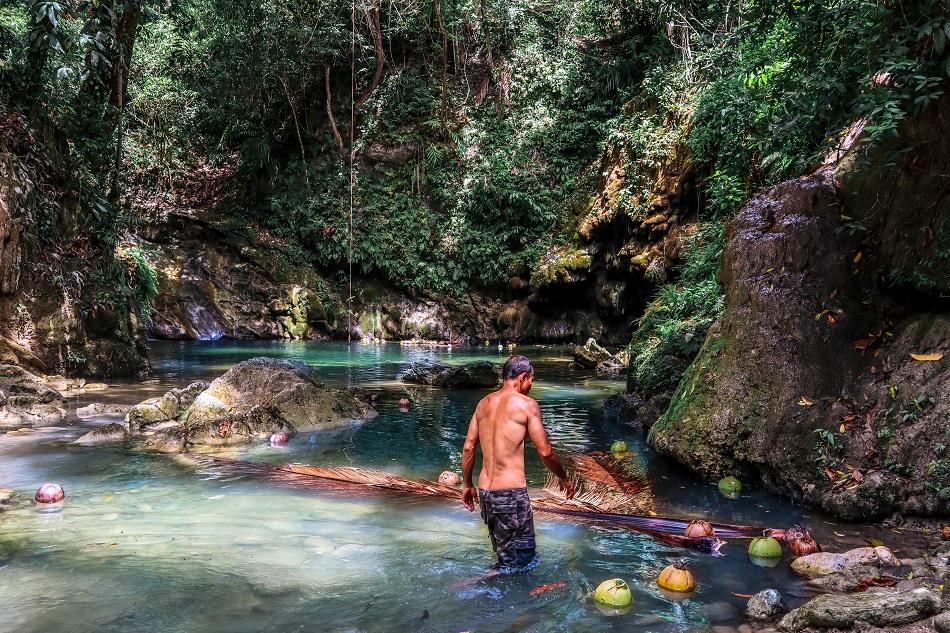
779, 588, 941, 632
399, 362, 499, 388
647, 159, 950, 518
131, 358, 376, 450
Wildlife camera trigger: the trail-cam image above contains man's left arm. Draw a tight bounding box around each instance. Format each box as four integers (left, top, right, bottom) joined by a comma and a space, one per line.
460, 412, 479, 511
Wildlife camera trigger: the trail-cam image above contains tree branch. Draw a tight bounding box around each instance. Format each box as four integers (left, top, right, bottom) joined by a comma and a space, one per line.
325, 66, 346, 161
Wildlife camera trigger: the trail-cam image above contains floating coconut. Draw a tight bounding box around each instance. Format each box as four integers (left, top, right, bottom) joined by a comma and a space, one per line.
788, 534, 821, 557
593, 578, 632, 610
748, 534, 783, 562
657, 562, 695, 593
718, 476, 742, 498
34, 483, 65, 504
610, 440, 628, 453
398, 397, 410, 410
438, 471, 460, 487
684, 520, 715, 538
270, 432, 288, 446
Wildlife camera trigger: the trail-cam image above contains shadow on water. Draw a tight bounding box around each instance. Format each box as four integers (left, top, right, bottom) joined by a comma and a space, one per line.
0, 341, 934, 633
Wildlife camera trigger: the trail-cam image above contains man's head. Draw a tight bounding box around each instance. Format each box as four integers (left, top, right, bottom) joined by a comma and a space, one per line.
502, 355, 534, 394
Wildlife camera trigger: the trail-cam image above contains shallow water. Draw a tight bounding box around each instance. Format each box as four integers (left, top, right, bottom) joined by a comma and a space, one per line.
0, 342, 933, 633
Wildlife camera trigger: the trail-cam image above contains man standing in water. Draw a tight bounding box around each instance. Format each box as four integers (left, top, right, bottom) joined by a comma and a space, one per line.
460, 355, 575, 573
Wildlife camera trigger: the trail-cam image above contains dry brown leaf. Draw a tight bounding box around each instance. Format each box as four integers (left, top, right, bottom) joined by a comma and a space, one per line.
910, 351, 944, 362
853, 338, 873, 351
799, 396, 815, 406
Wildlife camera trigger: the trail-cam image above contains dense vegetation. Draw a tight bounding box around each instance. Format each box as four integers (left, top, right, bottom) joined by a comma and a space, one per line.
2, 0, 948, 379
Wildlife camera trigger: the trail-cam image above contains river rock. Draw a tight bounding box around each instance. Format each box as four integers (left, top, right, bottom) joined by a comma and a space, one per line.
602, 393, 646, 428
0, 364, 71, 425
573, 338, 613, 369
702, 601, 741, 624
791, 547, 900, 576
73, 423, 130, 445
76, 403, 128, 418
178, 358, 376, 444
747, 589, 785, 620
399, 361, 499, 388
126, 393, 181, 430
779, 588, 940, 632
934, 611, 950, 633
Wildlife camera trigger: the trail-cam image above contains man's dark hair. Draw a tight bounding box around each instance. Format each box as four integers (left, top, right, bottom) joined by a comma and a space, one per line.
503, 355, 533, 380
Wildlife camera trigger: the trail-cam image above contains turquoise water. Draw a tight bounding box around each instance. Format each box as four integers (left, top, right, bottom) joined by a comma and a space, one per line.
0, 342, 924, 633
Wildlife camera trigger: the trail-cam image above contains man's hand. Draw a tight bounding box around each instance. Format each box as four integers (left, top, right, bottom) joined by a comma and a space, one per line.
559, 477, 575, 500
462, 485, 478, 511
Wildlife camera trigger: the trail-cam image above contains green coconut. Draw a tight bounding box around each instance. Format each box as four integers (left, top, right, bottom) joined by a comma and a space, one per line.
748, 535, 783, 559
718, 476, 742, 498
610, 440, 628, 453
594, 578, 632, 609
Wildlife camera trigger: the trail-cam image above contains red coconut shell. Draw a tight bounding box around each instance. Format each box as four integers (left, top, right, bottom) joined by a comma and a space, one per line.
683, 520, 715, 538
270, 432, 288, 446
34, 483, 65, 504
787, 535, 821, 557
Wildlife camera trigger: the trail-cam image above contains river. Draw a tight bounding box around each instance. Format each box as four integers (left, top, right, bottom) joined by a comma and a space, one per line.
0, 342, 925, 632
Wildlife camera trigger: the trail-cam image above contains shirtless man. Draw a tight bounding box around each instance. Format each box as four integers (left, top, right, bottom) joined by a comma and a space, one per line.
460, 355, 575, 573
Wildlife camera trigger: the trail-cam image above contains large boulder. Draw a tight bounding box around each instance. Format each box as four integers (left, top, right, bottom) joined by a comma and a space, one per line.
0, 363, 70, 427
126, 381, 208, 431
647, 162, 950, 519
399, 361, 499, 388
779, 588, 940, 632
135, 358, 377, 450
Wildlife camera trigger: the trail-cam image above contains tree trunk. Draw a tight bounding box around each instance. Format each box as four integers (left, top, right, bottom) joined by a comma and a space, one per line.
355, 7, 385, 110
325, 67, 346, 161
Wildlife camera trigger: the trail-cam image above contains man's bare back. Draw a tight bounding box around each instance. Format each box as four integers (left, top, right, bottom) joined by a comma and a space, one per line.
459, 356, 574, 510
459, 356, 574, 573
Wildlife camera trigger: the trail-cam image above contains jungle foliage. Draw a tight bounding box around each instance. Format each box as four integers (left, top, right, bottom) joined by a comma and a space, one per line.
2, 0, 949, 381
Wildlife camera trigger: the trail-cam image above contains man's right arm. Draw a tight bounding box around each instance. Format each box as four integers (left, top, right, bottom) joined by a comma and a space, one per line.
526, 400, 575, 499
460, 412, 479, 511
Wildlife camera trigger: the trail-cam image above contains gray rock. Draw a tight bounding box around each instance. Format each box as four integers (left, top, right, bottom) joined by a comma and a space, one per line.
179, 357, 376, 446
573, 338, 613, 369
73, 423, 130, 445
399, 361, 499, 388
126, 393, 181, 430
778, 588, 940, 632
602, 393, 645, 428
702, 601, 741, 624
747, 589, 785, 620
791, 547, 900, 576
76, 402, 128, 418
934, 611, 950, 633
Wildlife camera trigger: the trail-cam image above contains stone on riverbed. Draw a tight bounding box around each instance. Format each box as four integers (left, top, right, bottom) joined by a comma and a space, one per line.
791, 546, 900, 576
73, 423, 130, 445
138, 358, 376, 450
399, 361, 499, 388
778, 587, 941, 632
747, 589, 785, 620
76, 403, 128, 418
126, 381, 209, 430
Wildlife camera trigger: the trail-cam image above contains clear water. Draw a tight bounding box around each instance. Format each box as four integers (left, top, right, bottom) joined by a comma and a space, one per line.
0, 342, 928, 633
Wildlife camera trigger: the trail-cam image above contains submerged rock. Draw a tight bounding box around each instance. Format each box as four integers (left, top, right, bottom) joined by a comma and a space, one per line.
399, 361, 499, 388
791, 547, 900, 576
602, 393, 646, 429
778, 588, 940, 632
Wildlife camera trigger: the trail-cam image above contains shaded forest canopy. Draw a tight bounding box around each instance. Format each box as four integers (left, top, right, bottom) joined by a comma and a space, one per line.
1, 0, 948, 367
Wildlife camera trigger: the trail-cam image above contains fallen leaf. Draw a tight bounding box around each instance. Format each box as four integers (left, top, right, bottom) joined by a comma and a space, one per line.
732, 592, 754, 598
799, 396, 815, 406
824, 467, 836, 481
853, 252, 862, 263
827, 314, 837, 325
910, 351, 944, 362
867, 538, 884, 547
834, 531, 847, 537
529, 581, 567, 597
853, 338, 873, 351
839, 423, 846, 433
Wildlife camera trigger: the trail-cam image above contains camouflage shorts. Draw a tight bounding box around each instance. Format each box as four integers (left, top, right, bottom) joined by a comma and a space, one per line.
479, 487, 538, 574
